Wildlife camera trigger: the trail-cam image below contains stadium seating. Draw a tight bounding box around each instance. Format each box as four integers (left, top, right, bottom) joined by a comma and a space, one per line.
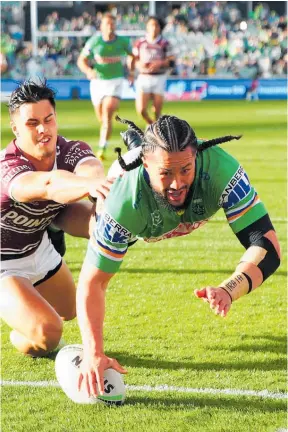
1, 1, 287, 79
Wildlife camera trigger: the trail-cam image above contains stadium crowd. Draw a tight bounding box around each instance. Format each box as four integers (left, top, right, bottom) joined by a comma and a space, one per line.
1, 1, 287, 79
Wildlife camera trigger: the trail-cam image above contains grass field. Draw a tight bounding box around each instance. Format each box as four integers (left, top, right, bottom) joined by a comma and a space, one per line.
1, 100, 287, 432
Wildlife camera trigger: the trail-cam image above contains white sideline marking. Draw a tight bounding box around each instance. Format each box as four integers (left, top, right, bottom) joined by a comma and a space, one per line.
1, 381, 287, 400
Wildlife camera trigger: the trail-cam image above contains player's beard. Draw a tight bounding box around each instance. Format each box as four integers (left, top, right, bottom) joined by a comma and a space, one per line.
151, 186, 194, 213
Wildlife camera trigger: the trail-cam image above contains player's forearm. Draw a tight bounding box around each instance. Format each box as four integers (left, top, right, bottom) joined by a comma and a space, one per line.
218, 236, 281, 302
217, 263, 261, 302
77, 56, 93, 76
45, 170, 91, 204
129, 55, 136, 73
76, 280, 107, 355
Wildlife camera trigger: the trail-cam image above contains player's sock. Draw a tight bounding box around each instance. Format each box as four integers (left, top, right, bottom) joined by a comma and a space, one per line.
97, 142, 108, 161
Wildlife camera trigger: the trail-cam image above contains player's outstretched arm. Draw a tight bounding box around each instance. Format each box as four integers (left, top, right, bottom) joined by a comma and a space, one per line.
77, 54, 97, 80
195, 215, 281, 317
76, 260, 127, 396
10, 167, 108, 205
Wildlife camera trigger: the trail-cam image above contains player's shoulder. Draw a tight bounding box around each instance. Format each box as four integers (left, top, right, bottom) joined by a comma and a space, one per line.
117, 35, 131, 47
107, 166, 143, 210
201, 146, 240, 175
57, 135, 91, 149
1, 140, 20, 160
135, 37, 147, 46
159, 36, 170, 45
0, 140, 33, 168
0, 141, 34, 187
56, 135, 94, 166
86, 34, 101, 45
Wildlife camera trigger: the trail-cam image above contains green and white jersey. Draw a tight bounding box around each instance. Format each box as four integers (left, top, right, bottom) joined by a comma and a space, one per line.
81, 35, 132, 80
87, 146, 267, 273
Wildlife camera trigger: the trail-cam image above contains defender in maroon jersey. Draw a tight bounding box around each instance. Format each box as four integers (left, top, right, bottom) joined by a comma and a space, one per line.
133, 16, 175, 124
0, 79, 111, 358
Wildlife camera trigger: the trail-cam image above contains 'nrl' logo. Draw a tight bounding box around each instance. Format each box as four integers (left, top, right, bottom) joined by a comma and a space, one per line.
151, 210, 163, 233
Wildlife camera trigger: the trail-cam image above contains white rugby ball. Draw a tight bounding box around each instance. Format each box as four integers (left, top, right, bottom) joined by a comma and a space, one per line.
55, 344, 126, 405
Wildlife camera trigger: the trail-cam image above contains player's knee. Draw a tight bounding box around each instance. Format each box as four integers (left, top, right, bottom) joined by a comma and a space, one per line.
32, 318, 63, 352
62, 305, 76, 322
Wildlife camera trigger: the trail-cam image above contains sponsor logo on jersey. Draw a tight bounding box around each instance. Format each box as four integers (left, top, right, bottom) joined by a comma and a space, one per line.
94, 55, 122, 64
64, 145, 94, 166
1, 210, 56, 229
144, 220, 208, 242
219, 166, 251, 209
1, 164, 31, 184
98, 212, 131, 244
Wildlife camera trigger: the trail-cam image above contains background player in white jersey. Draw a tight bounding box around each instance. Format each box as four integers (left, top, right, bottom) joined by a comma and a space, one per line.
0, 79, 112, 358
133, 17, 175, 125
77, 13, 135, 160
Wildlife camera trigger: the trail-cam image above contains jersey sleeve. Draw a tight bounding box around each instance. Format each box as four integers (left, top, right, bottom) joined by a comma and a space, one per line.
164, 39, 174, 57
58, 139, 96, 173
80, 35, 97, 59
1, 157, 34, 205
132, 40, 141, 57
123, 36, 133, 55
86, 172, 145, 273
213, 149, 268, 233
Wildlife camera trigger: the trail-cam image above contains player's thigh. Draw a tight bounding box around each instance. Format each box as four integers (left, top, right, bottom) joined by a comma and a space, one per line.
136, 91, 151, 112
53, 201, 96, 239
102, 96, 120, 118
36, 260, 76, 321
0, 276, 63, 341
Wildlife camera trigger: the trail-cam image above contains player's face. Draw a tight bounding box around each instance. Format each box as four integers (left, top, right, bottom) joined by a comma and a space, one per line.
147, 19, 161, 38
143, 146, 196, 208
100, 17, 115, 36
11, 99, 58, 160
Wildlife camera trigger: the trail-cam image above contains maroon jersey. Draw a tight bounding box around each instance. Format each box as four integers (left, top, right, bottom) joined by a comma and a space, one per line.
1, 136, 96, 259
133, 36, 172, 75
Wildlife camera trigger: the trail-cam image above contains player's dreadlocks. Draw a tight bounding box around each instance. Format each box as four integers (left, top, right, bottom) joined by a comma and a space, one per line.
115, 115, 242, 171
8, 78, 56, 115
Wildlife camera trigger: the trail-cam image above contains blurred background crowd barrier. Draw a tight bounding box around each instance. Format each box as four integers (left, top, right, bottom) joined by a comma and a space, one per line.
1, 1, 287, 100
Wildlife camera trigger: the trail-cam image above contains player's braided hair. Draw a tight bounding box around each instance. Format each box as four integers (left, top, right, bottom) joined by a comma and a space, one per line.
115, 115, 242, 171
8, 78, 56, 115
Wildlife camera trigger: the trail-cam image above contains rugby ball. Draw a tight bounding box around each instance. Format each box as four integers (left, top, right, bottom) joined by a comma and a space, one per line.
55, 344, 126, 405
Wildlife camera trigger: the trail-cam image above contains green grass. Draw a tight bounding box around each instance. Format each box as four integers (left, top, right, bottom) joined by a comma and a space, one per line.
1, 100, 287, 432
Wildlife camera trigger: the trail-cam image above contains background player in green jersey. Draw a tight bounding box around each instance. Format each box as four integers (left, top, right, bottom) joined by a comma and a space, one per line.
75, 115, 281, 397
77, 13, 135, 161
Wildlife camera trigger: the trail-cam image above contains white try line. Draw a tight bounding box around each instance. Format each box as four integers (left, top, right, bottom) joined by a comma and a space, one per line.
1, 381, 287, 400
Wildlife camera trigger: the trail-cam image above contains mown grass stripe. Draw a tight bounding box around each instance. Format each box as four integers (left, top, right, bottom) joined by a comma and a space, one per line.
1, 381, 286, 400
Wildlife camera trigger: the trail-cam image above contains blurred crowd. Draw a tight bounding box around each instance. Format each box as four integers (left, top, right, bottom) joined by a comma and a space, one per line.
1, 1, 287, 79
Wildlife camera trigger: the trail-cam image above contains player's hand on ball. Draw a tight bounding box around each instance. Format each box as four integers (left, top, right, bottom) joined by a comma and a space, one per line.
194, 286, 232, 317
78, 353, 127, 396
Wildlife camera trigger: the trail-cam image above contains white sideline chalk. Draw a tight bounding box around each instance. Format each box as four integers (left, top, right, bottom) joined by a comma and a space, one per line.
1, 380, 287, 400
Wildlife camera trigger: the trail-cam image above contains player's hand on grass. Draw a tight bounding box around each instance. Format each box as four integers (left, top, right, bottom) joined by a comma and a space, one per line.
86, 68, 97, 80
78, 353, 127, 397
194, 286, 232, 317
